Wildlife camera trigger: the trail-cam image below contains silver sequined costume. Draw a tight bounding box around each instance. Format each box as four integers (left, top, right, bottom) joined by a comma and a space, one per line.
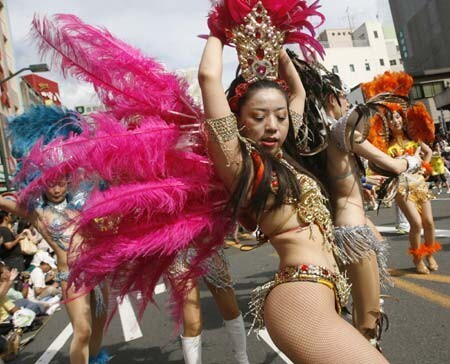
168, 247, 233, 289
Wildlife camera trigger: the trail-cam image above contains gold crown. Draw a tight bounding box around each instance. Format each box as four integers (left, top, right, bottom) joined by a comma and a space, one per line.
230, 2, 285, 83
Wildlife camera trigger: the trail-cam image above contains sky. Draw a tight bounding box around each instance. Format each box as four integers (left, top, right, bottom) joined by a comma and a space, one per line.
7, 0, 393, 108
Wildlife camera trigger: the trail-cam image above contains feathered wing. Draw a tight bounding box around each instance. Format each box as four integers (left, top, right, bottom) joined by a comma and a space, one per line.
30, 14, 231, 324
31, 14, 202, 124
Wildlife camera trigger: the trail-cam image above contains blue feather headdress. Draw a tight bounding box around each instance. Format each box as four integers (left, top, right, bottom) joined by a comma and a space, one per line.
7, 105, 84, 160
7, 105, 86, 192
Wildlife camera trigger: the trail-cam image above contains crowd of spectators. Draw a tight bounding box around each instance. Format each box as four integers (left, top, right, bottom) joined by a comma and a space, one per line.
0, 210, 61, 360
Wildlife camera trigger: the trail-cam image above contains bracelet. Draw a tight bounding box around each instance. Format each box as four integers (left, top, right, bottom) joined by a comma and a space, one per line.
401, 155, 421, 173
362, 183, 373, 190
360, 177, 367, 184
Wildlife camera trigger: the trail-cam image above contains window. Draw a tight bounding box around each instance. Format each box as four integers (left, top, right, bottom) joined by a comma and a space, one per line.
332, 32, 335, 36
338, 32, 341, 35
412, 82, 445, 99
374, 31, 379, 39
390, 60, 397, 66
332, 65, 339, 74
349, 64, 355, 72
400, 59, 403, 64
365, 63, 371, 71
396, 45, 400, 52
423, 84, 434, 98
379, 59, 385, 66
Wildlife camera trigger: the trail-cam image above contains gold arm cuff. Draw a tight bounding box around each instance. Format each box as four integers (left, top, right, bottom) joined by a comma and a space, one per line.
205, 114, 239, 143
289, 109, 303, 138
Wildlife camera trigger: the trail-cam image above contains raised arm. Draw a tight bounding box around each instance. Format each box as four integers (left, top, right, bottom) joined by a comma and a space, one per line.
419, 141, 432, 163
199, 36, 243, 190
278, 48, 305, 116
0, 196, 30, 220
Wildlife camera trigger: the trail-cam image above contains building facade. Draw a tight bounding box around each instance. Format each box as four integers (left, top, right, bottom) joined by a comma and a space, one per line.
0, 0, 21, 191
0, 0, 20, 116
389, 0, 450, 134
20, 74, 61, 108
318, 21, 403, 89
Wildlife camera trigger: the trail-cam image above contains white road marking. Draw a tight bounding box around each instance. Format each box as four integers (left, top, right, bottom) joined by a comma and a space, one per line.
376, 225, 450, 238
258, 328, 294, 364
117, 295, 144, 342
34, 324, 73, 364
154, 282, 167, 295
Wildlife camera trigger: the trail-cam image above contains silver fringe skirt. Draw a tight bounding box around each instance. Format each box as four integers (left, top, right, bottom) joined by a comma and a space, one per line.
334, 225, 392, 287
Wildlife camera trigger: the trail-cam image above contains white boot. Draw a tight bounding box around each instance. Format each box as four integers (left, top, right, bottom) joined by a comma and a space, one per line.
181, 334, 202, 364
224, 313, 250, 364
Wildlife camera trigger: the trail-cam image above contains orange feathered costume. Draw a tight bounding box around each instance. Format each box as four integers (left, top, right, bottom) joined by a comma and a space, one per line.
361, 71, 435, 152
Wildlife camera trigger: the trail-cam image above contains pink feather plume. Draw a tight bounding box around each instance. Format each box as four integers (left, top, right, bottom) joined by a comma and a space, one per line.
31, 14, 202, 124
28, 13, 232, 325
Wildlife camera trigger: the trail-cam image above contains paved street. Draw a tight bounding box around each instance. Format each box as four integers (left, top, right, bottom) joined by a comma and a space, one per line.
13, 195, 450, 364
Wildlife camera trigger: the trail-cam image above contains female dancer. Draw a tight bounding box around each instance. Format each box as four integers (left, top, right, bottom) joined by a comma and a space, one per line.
2, 106, 109, 364
385, 106, 440, 273
0, 182, 108, 364
198, 2, 388, 362
363, 71, 441, 274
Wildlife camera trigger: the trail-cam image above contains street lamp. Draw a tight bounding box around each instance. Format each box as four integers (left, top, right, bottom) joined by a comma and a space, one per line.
0, 63, 49, 86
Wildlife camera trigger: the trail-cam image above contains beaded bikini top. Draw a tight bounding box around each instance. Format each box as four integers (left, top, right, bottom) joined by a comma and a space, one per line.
275, 158, 341, 258
251, 152, 340, 258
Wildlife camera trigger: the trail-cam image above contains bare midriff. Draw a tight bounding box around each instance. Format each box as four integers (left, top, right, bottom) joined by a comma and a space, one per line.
255, 204, 339, 273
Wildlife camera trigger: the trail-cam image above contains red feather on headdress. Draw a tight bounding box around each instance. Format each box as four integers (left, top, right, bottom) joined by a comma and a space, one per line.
207, 0, 325, 59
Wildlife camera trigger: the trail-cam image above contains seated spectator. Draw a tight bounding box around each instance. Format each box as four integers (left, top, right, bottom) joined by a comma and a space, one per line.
0, 265, 46, 317
28, 250, 54, 272
26, 257, 60, 302
0, 212, 25, 272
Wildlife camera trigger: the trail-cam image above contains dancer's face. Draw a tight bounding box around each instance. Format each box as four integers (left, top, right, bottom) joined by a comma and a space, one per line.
389, 111, 403, 132
239, 87, 289, 155
328, 92, 349, 120
45, 179, 68, 204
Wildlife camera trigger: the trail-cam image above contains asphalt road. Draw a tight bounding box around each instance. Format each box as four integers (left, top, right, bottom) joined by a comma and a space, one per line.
12, 194, 450, 364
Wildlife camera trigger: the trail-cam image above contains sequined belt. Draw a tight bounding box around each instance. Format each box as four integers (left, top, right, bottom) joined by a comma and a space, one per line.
247, 264, 351, 334
274, 264, 351, 311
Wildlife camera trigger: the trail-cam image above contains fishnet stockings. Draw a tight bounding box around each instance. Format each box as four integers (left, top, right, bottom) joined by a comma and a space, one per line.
264, 281, 389, 364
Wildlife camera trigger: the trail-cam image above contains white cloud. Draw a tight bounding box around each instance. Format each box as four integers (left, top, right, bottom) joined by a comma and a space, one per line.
7, 0, 393, 109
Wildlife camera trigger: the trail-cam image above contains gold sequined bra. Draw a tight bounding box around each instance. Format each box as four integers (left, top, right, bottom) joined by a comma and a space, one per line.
267, 158, 341, 259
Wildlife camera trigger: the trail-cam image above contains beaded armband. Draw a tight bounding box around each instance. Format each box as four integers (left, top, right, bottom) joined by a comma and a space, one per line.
205, 114, 239, 143
289, 109, 303, 138
204, 114, 253, 166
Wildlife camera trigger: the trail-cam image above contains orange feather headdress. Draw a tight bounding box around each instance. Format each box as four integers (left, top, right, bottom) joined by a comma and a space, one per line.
362, 71, 435, 151
361, 71, 413, 99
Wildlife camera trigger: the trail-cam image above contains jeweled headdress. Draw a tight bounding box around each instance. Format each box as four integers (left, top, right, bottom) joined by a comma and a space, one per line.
207, 0, 325, 83
362, 71, 435, 151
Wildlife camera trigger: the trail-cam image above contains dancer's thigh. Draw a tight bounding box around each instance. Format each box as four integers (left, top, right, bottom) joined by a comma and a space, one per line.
62, 282, 92, 334
264, 282, 389, 364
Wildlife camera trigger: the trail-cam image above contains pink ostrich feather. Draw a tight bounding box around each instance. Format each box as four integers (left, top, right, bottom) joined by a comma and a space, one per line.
206, 0, 325, 59
31, 14, 202, 125
29, 14, 232, 324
